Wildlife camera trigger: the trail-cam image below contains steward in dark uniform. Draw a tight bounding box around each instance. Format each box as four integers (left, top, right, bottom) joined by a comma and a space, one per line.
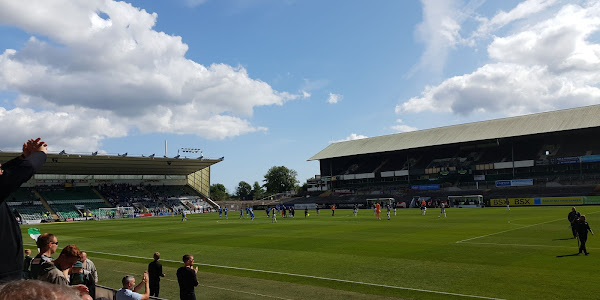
568, 207, 581, 238
575, 215, 594, 255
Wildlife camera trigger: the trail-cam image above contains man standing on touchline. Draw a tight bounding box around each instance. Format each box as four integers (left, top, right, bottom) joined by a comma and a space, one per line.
177, 254, 199, 300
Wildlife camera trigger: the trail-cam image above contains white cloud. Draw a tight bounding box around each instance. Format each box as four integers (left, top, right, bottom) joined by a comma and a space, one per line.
409, 0, 472, 76
391, 119, 418, 133
0, 0, 301, 152
398, 2, 600, 117
302, 90, 311, 98
331, 133, 368, 143
327, 93, 342, 104
474, 0, 559, 38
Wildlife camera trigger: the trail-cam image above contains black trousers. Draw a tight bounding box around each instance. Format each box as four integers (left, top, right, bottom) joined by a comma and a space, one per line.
579, 236, 588, 254
150, 283, 160, 297
180, 293, 196, 300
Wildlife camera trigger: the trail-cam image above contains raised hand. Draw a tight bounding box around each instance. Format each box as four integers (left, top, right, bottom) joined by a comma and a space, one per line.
22, 138, 47, 158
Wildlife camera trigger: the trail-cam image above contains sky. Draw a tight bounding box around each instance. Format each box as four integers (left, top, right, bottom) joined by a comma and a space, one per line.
0, 0, 599, 194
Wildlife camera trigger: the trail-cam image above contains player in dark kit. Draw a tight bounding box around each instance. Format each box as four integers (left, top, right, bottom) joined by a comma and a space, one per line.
575, 215, 594, 255
567, 207, 581, 239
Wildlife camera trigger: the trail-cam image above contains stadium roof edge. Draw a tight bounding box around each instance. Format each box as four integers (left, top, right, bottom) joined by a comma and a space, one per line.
308, 104, 600, 161
0, 152, 222, 176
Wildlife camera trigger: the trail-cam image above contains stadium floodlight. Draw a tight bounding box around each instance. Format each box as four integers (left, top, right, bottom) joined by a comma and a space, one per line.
174, 154, 180, 159
119, 152, 127, 157
92, 151, 98, 156
149, 154, 155, 158
59, 150, 66, 155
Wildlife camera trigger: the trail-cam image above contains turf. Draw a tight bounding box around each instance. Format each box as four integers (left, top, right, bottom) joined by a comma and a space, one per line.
20, 206, 600, 300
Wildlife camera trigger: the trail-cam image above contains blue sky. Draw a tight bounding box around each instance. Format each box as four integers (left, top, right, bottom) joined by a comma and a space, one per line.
1, 0, 599, 193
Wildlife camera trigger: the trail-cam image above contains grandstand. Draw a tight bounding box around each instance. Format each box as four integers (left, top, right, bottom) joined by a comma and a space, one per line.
0, 151, 222, 223
307, 105, 600, 206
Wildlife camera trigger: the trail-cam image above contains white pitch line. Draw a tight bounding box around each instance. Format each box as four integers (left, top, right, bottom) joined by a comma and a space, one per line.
455, 218, 563, 244
459, 241, 600, 250
197, 284, 294, 300
456, 210, 600, 244
111, 269, 293, 300
22, 244, 503, 300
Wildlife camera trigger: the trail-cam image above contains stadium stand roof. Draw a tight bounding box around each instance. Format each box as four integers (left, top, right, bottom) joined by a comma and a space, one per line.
0, 152, 222, 176
309, 104, 600, 161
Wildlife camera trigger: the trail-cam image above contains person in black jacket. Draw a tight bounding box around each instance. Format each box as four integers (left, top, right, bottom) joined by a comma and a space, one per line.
148, 252, 166, 297
568, 207, 581, 238
177, 254, 198, 300
0, 138, 47, 283
575, 215, 594, 255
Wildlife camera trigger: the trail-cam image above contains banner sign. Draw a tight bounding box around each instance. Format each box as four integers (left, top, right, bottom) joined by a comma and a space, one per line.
474, 175, 485, 181
583, 196, 600, 205
495, 179, 533, 187
551, 157, 580, 164
581, 155, 600, 163
490, 198, 533, 206
534, 197, 583, 205
411, 184, 440, 191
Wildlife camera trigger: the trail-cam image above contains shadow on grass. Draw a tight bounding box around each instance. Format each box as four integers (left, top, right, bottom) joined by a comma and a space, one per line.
552, 237, 575, 241
556, 253, 580, 258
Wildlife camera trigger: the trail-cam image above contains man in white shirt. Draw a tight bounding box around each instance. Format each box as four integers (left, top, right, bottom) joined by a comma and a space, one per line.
116, 272, 150, 300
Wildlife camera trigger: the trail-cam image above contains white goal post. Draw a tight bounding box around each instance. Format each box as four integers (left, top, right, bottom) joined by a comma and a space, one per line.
98, 207, 135, 219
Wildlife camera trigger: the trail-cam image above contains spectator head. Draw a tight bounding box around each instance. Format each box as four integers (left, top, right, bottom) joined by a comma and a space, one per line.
572, 207, 577, 212
81, 252, 88, 261
121, 275, 136, 290
0, 279, 80, 300
71, 261, 83, 274
153, 252, 160, 261
580, 215, 586, 222
24, 249, 31, 256
55, 244, 82, 271
36, 233, 58, 254
182, 254, 194, 266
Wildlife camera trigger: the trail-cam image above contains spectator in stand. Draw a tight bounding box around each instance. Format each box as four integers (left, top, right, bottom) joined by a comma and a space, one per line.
0, 279, 82, 300
177, 254, 199, 300
69, 260, 96, 299
31, 233, 59, 279
148, 252, 166, 297
0, 137, 47, 283
116, 273, 150, 300
81, 252, 98, 285
23, 249, 33, 279
38, 244, 90, 298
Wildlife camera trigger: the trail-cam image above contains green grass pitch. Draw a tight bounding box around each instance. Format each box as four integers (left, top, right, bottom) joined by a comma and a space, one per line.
21, 206, 600, 300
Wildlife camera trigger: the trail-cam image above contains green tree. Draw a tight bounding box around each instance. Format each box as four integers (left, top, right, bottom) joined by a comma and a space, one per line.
263, 166, 298, 194
209, 183, 229, 201
251, 181, 264, 200
236, 181, 252, 200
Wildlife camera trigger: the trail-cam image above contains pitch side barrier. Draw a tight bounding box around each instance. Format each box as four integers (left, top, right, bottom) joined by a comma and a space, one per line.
95, 285, 167, 300
490, 196, 600, 207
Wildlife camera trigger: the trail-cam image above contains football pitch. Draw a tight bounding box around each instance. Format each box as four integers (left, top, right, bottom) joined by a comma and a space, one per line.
21, 206, 600, 300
